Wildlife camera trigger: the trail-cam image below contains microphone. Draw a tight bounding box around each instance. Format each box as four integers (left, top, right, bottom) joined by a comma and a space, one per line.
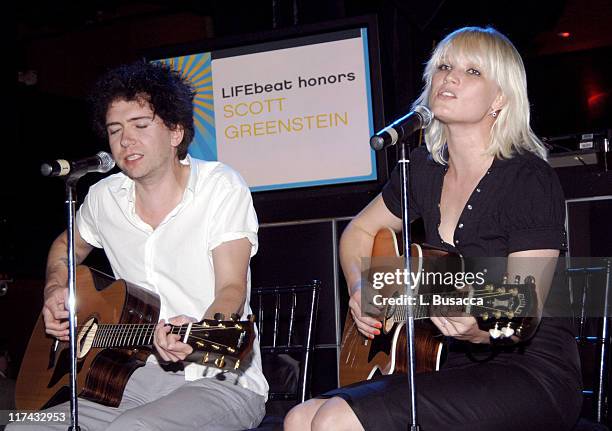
41, 151, 116, 177
370, 105, 434, 151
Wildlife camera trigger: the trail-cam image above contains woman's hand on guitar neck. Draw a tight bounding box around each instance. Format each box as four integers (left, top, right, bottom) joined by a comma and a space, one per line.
349, 284, 382, 339
430, 316, 490, 344
42, 285, 69, 341
154, 315, 196, 362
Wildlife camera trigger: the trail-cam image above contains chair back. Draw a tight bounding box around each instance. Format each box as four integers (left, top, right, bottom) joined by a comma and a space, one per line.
251, 281, 320, 403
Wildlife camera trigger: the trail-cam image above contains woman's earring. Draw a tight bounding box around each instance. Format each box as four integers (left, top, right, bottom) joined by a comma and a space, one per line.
490, 110, 498, 118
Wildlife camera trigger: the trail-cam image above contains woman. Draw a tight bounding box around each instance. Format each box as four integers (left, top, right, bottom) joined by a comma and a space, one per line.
284, 27, 582, 431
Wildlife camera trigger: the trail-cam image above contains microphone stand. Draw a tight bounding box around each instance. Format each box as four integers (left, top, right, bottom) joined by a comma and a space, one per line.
371, 106, 431, 430
398, 135, 420, 431
41, 151, 114, 430
64, 174, 82, 431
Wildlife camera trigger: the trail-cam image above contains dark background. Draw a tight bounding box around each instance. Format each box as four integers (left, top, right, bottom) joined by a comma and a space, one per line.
2, 0, 612, 417
5, 0, 612, 274
6, 0, 612, 279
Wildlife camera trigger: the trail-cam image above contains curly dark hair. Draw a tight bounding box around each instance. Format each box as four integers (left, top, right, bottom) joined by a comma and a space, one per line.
90, 60, 196, 160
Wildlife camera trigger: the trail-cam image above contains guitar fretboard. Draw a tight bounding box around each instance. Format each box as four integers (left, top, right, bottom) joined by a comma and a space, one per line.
91, 323, 187, 348
389, 291, 469, 322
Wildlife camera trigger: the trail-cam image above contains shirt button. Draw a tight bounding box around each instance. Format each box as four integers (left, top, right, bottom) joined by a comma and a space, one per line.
458, 223, 464, 229
467, 204, 473, 210
455, 239, 459, 244
476, 188, 481, 193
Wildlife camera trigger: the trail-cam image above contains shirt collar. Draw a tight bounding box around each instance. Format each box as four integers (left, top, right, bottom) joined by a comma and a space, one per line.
111, 154, 198, 201
182, 154, 198, 194
425, 146, 523, 173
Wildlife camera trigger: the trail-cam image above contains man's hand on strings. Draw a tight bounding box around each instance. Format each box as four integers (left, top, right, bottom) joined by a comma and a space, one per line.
42, 285, 69, 341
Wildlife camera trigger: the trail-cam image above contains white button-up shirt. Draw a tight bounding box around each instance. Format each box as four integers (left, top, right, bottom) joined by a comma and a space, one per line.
76, 155, 268, 397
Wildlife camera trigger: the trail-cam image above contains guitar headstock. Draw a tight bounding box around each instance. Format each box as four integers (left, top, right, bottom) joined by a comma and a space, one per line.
470, 275, 539, 342
183, 314, 255, 371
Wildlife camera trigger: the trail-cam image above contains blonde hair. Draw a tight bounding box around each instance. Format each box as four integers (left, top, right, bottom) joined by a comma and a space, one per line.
413, 26, 547, 164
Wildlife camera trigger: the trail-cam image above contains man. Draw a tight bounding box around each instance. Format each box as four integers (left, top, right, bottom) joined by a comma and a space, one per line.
15, 61, 267, 430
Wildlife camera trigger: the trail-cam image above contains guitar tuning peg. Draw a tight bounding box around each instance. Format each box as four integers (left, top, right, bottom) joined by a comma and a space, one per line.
200, 352, 210, 364
514, 275, 521, 284
230, 313, 240, 321
215, 355, 226, 368
502, 273, 508, 284
214, 313, 226, 321
524, 275, 535, 285
489, 323, 502, 339
501, 323, 515, 338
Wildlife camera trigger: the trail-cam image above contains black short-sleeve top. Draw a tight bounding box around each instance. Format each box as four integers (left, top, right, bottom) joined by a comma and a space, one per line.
382, 145, 567, 257
381, 147, 581, 392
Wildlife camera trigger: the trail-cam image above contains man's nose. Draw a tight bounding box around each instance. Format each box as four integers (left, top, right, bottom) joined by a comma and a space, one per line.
120, 129, 135, 148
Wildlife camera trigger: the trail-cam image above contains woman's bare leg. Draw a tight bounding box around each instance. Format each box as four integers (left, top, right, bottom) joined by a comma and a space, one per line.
311, 397, 364, 431
284, 397, 364, 431
284, 398, 327, 431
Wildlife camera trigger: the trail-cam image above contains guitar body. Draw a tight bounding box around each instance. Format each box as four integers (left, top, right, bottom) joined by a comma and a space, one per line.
339, 313, 443, 386
16, 266, 160, 410
339, 228, 451, 387
339, 228, 540, 387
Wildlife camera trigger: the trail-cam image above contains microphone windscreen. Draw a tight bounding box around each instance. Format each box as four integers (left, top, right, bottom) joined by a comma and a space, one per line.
40, 163, 53, 176
414, 105, 434, 128
96, 151, 116, 173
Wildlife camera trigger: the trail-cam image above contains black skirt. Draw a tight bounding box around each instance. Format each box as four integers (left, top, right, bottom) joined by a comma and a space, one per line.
322, 318, 582, 431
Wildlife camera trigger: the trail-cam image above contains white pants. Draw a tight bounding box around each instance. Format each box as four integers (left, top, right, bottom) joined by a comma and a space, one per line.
7, 362, 265, 431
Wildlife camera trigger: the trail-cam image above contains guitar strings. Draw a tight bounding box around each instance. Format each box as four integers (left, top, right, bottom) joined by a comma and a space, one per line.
80, 323, 243, 332
81, 324, 239, 350
386, 289, 525, 322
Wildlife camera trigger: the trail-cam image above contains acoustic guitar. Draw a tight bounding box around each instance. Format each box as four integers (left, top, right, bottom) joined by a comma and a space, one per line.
339, 228, 538, 387
16, 265, 255, 410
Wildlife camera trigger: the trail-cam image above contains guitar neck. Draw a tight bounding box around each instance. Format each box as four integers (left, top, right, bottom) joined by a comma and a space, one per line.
91, 323, 187, 349
87, 319, 252, 362
389, 291, 468, 323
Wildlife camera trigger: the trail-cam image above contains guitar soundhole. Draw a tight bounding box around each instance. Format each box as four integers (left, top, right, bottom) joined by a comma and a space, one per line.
78, 317, 99, 358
